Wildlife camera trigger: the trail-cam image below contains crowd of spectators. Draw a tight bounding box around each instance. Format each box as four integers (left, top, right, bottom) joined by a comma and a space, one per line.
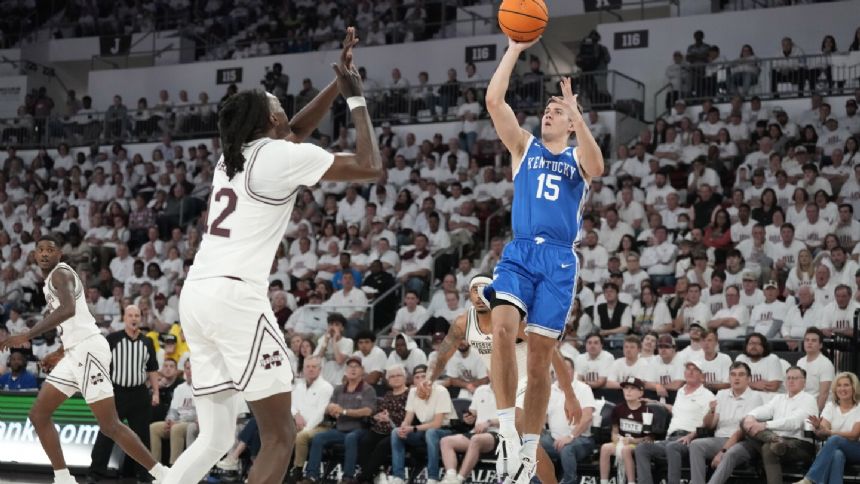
4, 24, 860, 484
34, 0, 495, 62
665, 29, 860, 107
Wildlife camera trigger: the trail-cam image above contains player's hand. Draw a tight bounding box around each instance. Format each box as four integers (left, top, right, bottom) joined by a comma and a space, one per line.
507, 36, 541, 52
333, 62, 363, 99
40, 350, 65, 373
151, 392, 160, 407
0, 333, 30, 351
339, 27, 359, 70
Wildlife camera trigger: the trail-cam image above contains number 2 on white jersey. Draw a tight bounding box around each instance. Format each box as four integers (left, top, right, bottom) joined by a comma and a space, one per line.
204, 187, 237, 238
536, 173, 560, 201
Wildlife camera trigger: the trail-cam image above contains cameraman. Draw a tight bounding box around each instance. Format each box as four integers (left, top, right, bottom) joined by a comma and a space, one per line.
261, 62, 291, 114
576, 30, 611, 103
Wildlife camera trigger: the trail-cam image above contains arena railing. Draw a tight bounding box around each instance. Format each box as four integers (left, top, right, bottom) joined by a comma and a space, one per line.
0, 104, 222, 149
652, 51, 860, 119
0, 70, 645, 149
356, 70, 646, 126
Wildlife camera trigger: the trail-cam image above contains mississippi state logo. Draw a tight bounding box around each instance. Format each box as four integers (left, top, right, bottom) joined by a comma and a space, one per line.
260, 351, 284, 370
90, 372, 105, 385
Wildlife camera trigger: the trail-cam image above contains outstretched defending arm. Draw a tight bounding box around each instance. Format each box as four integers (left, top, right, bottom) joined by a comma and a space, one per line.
287, 28, 359, 142
320, 63, 384, 182
486, 37, 540, 167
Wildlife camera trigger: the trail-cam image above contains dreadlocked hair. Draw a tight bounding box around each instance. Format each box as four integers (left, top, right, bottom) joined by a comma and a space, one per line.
217, 89, 272, 180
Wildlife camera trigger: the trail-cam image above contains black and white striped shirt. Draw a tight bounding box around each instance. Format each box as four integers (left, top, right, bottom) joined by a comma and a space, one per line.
106, 330, 158, 388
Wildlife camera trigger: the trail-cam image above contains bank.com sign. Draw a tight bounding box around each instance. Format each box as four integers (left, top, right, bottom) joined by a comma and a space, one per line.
0, 392, 99, 467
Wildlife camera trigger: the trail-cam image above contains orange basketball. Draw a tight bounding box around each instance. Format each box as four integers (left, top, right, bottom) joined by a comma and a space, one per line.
498, 0, 549, 43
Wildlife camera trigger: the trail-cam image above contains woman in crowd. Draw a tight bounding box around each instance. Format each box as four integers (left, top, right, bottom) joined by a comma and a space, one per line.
786, 248, 815, 296
796, 372, 860, 484
703, 209, 732, 250
357, 365, 410, 484
616, 235, 640, 272
732, 44, 760, 97
752, 188, 778, 225
787, 187, 810, 226
632, 284, 671, 335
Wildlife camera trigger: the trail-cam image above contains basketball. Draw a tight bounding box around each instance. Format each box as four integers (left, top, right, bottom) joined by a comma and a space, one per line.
498, 0, 549, 43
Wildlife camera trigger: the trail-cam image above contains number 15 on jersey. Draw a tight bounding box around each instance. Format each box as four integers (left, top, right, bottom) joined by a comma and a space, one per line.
536, 173, 560, 201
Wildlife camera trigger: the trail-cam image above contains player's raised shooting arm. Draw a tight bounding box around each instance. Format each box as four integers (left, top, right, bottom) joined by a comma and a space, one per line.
287, 28, 359, 143
428, 314, 467, 382
26, 269, 76, 340
320, 63, 383, 183
486, 38, 537, 165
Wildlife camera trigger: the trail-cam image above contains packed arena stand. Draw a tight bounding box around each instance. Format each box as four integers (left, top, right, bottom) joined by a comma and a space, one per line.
3, 8, 860, 484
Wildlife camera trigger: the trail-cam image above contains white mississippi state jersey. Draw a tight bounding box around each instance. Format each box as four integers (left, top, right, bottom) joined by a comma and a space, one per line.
43, 262, 99, 348
187, 138, 334, 291
464, 307, 528, 382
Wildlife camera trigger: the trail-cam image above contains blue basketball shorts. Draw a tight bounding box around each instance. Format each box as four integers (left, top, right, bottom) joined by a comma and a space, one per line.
483, 237, 579, 339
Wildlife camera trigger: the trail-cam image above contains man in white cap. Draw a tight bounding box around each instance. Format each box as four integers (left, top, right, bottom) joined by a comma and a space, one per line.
634, 360, 715, 484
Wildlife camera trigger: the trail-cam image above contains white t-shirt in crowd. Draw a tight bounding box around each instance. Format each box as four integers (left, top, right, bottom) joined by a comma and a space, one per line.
608, 357, 652, 384
695, 352, 733, 386
405, 384, 455, 425
821, 401, 860, 433
666, 385, 716, 434
575, 350, 615, 384
797, 354, 835, 400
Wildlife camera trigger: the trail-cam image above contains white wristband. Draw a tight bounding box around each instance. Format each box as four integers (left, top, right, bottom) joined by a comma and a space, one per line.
346, 96, 366, 110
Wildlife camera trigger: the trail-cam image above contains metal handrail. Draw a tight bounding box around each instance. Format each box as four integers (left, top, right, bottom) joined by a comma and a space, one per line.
654, 51, 860, 112
1, 69, 648, 148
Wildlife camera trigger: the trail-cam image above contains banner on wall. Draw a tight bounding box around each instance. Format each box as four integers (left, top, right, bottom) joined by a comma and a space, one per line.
0, 76, 26, 118
0, 392, 102, 467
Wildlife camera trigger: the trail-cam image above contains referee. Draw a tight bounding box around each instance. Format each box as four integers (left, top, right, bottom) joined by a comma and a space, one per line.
88, 304, 160, 483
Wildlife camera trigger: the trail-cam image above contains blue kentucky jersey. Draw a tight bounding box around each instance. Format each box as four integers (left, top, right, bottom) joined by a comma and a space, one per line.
512, 136, 590, 246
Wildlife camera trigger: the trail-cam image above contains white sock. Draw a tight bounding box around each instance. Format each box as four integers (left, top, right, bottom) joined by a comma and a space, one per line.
498, 407, 517, 436
521, 433, 539, 460
601, 480, 609, 484
456, 475, 465, 482
54, 469, 72, 479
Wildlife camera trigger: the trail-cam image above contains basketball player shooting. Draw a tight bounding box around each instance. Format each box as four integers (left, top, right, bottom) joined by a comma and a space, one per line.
0, 236, 167, 484
419, 275, 581, 484
163, 27, 382, 484
482, 36, 605, 483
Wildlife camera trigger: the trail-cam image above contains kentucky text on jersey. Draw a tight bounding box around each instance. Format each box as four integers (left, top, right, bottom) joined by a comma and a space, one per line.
512, 137, 589, 246
525, 156, 579, 180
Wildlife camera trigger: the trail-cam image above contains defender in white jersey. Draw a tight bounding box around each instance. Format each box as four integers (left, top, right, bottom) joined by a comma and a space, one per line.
166, 28, 382, 484
0, 237, 166, 484
420, 275, 580, 484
